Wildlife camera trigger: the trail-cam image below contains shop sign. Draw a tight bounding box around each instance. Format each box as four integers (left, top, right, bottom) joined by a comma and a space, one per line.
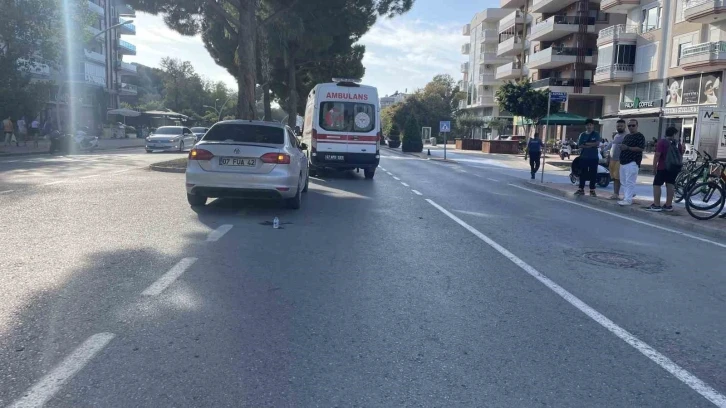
620, 97, 662, 110
666, 71, 721, 107
663, 106, 703, 116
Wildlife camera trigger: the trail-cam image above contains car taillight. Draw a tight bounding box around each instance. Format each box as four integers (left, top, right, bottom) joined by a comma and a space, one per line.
261, 153, 291, 164
189, 148, 214, 160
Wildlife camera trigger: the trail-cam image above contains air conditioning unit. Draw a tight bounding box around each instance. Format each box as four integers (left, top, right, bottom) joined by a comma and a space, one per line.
485, 64, 492, 69
483, 86, 490, 91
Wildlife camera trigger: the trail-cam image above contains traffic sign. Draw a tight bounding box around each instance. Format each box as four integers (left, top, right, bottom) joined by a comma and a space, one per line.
550, 92, 567, 103
439, 121, 451, 133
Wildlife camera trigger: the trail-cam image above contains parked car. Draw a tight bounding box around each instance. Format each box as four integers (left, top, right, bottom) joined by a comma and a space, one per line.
185, 120, 309, 209
145, 126, 197, 153
190, 127, 209, 142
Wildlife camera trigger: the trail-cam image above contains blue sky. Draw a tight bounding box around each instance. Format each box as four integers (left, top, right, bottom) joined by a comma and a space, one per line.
126, 0, 498, 97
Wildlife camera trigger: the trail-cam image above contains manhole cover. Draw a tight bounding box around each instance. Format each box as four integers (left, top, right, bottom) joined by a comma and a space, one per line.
581, 251, 645, 269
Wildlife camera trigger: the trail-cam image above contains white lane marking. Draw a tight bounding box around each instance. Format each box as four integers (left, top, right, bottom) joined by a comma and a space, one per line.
510, 183, 726, 250
393, 176, 401, 181
426, 198, 726, 407
142, 257, 197, 296
80, 174, 100, 179
0, 190, 14, 194
411, 190, 423, 196
42, 181, 65, 186
386, 172, 393, 176
487, 178, 501, 182
380, 167, 386, 171
9, 332, 115, 408
401, 182, 409, 187
111, 169, 132, 175
206, 224, 233, 242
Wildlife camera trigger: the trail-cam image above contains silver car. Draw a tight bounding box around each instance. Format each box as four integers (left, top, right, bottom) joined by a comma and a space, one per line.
190, 127, 209, 142
146, 126, 197, 153
185, 121, 310, 209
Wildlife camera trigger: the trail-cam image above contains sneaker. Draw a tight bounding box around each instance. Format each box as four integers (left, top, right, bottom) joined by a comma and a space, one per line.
662, 205, 674, 212
646, 204, 662, 212
531, 173, 535, 180
575, 189, 585, 196
589, 190, 597, 197
609, 194, 620, 200
618, 200, 633, 206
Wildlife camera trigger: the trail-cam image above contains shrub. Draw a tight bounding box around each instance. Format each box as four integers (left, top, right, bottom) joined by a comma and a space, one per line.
401, 116, 423, 153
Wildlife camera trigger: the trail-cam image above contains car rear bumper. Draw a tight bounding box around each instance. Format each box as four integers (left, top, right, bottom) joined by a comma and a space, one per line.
146, 143, 178, 151
185, 161, 299, 199
311, 152, 379, 169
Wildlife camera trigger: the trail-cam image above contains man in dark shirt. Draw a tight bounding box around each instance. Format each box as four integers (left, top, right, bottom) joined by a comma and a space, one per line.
618, 119, 646, 206
527, 133, 543, 180
576, 118, 601, 196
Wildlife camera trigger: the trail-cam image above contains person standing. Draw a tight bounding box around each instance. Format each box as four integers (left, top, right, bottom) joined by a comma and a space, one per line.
575, 118, 601, 196
527, 133, 543, 179
609, 119, 627, 200
647, 127, 684, 212
618, 119, 646, 206
30, 117, 40, 147
17, 116, 27, 146
3, 116, 16, 146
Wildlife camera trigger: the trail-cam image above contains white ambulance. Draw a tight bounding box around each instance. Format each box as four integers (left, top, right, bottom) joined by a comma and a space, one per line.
301, 78, 381, 179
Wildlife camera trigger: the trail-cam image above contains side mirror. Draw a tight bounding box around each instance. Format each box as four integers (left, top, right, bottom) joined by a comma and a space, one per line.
300, 143, 308, 150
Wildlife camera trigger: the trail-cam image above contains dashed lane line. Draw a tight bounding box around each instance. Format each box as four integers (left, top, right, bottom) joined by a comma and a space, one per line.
412, 190, 423, 196
0, 190, 14, 194
141, 257, 197, 296
393, 176, 401, 181
206, 224, 233, 242
401, 182, 409, 187
487, 178, 501, 182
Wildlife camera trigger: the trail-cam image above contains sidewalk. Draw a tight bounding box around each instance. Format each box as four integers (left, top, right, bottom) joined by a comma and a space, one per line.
0, 137, 146, 156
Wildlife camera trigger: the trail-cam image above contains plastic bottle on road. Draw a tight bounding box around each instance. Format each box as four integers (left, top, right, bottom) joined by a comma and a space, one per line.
273, 217, 280, 229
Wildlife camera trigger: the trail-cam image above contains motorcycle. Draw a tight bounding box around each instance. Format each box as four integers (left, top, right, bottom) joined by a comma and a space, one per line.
559, 144, 571, 160
569, 155, 611, 188
48, 129, 99, 155
73, 130, 99, 151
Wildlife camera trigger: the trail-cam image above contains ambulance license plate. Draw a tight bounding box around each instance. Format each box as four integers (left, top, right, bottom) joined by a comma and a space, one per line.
325, 155, 344, 161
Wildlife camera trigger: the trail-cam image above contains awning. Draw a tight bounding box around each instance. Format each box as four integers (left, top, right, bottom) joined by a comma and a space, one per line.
538, 112, 587, 126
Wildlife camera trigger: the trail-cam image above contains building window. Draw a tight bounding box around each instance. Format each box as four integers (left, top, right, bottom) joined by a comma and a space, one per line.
641, 4, 662, 33
615, 45, 636, 65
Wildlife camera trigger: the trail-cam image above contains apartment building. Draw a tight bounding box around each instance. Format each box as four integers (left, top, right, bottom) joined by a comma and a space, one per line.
380, 91, 410, 109
40, 0, 138, 129
594, 1, 726, 158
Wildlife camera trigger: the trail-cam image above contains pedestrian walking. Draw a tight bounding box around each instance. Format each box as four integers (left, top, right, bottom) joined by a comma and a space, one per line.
30, 117, 40, 147
17, 116, 27, 146
3, 116, 16, 146
647, 127, 684, 212
618, 119, 645, 206
609, 119, 627, 200
527, 133, 543, 179
575, 118, 601, 196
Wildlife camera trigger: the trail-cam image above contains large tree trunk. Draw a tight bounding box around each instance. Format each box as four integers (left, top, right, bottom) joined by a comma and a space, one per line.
263, 85, 272, 121
236, 0, 257, 119
286, 42, 297, 128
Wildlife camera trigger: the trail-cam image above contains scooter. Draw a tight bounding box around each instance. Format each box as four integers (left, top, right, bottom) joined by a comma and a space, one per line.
559, 145, 571, 160
72, 130, 99, 151
569, 156, 611, 188
48, 130, 99, 154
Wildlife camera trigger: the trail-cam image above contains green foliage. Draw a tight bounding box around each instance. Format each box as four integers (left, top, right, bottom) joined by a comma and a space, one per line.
495, 79, 559, 123
456, 114, 486, 139
401, 116, 423, 152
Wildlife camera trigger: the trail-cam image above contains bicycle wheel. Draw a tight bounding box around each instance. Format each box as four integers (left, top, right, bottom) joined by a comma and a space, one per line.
685, 181, 726, 220
674, 172, 690, 203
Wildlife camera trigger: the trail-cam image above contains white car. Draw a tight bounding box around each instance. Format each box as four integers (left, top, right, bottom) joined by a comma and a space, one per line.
190, 127, 209, 142
185, 120, 310, 209
146, 126, 197, 152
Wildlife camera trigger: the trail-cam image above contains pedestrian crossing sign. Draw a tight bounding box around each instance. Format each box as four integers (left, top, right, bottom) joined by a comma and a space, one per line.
440, 121, 451, 133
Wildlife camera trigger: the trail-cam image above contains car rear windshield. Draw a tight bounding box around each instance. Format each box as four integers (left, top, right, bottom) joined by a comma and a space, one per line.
202, 123, 285, 144
319, 102, 375, 133
154, 127, 182, 135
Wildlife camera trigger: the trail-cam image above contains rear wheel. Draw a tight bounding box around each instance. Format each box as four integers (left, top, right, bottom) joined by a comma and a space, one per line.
187, 193, 206, 207
286, 179, 302, 209
364, 168, 375, 179
597, 174, 610, 188
685, 181, 725, 220
569, 173, 577, 184
674, 172, 690, 203
302, 172, 309, 192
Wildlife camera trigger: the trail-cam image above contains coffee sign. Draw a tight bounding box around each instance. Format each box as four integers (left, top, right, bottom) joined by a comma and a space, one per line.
620, 97, 663, 110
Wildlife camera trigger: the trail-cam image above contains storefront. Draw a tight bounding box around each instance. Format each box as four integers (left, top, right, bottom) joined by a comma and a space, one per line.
663, 71, 722, 152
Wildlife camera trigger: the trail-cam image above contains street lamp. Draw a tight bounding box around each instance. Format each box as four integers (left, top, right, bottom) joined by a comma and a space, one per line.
205, 95, 233, 122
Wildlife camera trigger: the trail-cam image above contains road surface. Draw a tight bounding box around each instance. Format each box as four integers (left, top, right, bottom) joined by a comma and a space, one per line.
0, 147, 724, 407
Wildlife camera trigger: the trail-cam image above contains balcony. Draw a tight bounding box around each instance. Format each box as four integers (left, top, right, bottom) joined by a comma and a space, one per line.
679, 41, 726, 70
461, 62, 469, 73
532, 0, 579, 14
597, 24, 639, 47
593, 64, 634, 85
497, 35, 527, 57
477, 95, 496, 106
499, 10, 530, 33
496, 61, 528, 80
17, 59, 51, 79
462, 43, 471, 55
118, 39, 137, 55
116, 1, 135, 16
479, 72, 499, 85
68, 72, 106, 87
500, 0, 526, 8
87, 0, 104, 15
528, 46, 595, 69
84, 50, 105, 64
119, 18, 136, 35
463, 24, 471, 36
530, 16, 595, 42
479, 52, 512, 65
480, 29, 499, 43
601, 0, 640, 14
119, 82, 138, 95
683, 0, 726, 24
86, 26, 102, 38
118, 61, 137, 73
531, 77, 592, 94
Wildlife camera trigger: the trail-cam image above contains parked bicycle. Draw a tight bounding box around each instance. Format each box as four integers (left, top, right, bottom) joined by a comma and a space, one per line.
674, 150, 713, 203
684, 158, 726, 220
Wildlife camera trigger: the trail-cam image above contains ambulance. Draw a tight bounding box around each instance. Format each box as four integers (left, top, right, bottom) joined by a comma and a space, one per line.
301, 78, 381, 179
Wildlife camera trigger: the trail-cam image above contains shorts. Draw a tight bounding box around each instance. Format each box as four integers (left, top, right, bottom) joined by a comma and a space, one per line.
653, 169, 678, 186
609, 160, 621, 180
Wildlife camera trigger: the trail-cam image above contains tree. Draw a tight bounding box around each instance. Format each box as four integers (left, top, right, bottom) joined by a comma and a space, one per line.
485, 117, 509, 138
401, 116, 422, 153
456, 114, 486, 139
495, 79, 559, 135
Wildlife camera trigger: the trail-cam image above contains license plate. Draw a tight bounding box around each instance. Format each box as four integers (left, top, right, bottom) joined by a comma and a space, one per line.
325, 155, 344, 161
219, 157, 256, 166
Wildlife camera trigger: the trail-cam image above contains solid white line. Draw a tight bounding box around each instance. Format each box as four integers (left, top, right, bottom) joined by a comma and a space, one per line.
80, 174, 100, 179
487, 178, 501, 182
412, 190, 423, 196
9, 333, 115, 408
0, 190, 14, 194
425, 198, 726, 408
142, 257, 197, 296
401, 182, 409, 187
43, 181, 65, 186
393, 176, 401, 181
206, 224, 233, 242
509, 183, 726, 249
111, 169, 132, 175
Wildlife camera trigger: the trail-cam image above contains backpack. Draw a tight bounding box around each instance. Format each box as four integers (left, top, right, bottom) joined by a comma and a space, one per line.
665, 139, 683, 173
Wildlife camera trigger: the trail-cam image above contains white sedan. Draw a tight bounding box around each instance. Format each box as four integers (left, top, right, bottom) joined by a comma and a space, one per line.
145, 126, 197, 152
185, 120, 309, 209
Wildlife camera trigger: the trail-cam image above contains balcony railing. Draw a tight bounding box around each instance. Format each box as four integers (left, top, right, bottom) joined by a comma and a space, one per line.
530, 46, 594, 63
597, 24, 639, 45
532, 15, 596, 34
118, 61, 137, 72
461, 43, 471, 55
477, 96, 496, 105
480, 29, 499, 42
119, 18, 136, 33
595, 64, 634, 75
499, 10, 526, 33
479, 73, 497, 83
87, 0, 104, 15
684, 0, 722, 10
69, 72, 106, 86
118, 39, 137, 53
531, 77, 592, 88
461, 62, 469, 73
84, 50, 105, 64
120, 82, 138, 94
681, 41, 726, 59
462, 24, 471, 36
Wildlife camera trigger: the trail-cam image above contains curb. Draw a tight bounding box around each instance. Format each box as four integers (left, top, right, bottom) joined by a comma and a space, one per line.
520, 180, 726, 241
149, 164, 185, 173
383, 146, 458, 163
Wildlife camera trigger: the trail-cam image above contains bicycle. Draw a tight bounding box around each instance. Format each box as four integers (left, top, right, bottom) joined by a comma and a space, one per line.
684, 159, 726, 220
674, 150, 712, 203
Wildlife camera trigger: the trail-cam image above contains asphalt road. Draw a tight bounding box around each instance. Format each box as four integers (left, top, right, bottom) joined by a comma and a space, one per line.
0, 147, 724, 407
